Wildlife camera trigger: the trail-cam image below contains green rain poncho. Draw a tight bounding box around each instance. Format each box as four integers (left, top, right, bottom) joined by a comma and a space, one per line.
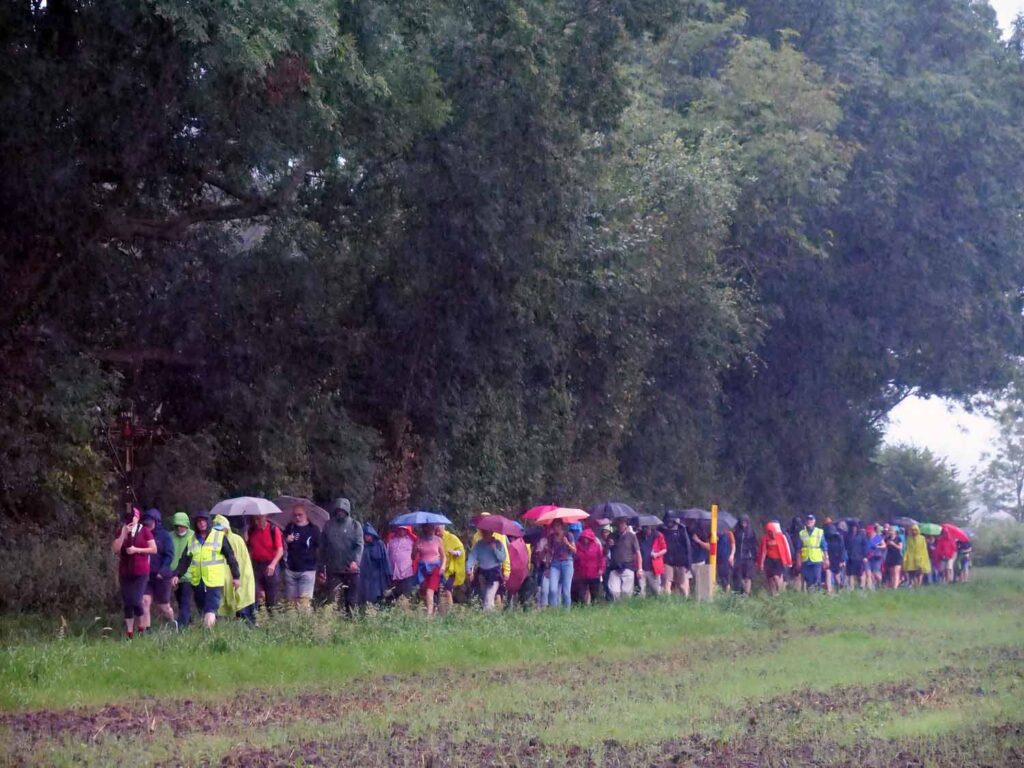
213, 514, 256, 615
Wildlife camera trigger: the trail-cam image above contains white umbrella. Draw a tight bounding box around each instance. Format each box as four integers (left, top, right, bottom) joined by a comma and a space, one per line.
210, 496, 283, 519
271, 496, 329, 530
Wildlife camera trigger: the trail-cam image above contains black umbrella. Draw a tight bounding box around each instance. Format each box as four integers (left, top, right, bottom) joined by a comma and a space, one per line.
589, 501, 636, 523
635, 514, 663, 527
716, 510, 738, 529
679, 508, 709, 521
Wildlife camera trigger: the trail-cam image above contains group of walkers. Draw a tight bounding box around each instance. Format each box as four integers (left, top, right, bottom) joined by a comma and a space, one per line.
112, 499, 974, 637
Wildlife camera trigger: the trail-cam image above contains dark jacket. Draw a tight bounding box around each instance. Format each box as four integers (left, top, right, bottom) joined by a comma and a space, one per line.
358, 523, 391, 604
662, 524, 693, 568
150, 524, 175, 577
319, 512, 364, 574
824, 525, 846, 564
734, 525, 759, 562
847, 531, 869, 562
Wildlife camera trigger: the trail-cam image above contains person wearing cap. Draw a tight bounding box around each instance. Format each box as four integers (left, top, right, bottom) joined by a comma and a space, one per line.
172, 511, 241, 629
139, 508, 175, 632
607, 516, 642, 600
168, 512, 194, 626
661, 514, 692, 597
318, 497, 363, 616
797, 514, 828, 591
214, 514, 256, 623
247, 513, 284, 613
111, 506, 157, 639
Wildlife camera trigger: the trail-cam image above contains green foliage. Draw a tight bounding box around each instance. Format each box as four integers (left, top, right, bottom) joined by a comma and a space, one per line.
972, 386, 1024, 523
871, 444, 969, 525
972, 522, 1024, 568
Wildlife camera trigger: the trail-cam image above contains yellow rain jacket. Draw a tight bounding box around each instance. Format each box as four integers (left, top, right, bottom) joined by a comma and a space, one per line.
213, 515, 256, 615
902, 529, 931, 573
442, 530, 467, 587
470, 513, 510, 579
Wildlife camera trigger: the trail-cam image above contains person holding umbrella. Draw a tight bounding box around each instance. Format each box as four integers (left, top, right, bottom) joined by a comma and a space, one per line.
172, 510, 240, 629
545, 519, 577, 608
414, 524, 447, 617
661, 513, 693, 597
318, 498, 363, 617
284, 504, 320, 612
466, 528, 507, 611
608, 515, 642, 600
638, 521, 666, 597
247, 513, 283, 613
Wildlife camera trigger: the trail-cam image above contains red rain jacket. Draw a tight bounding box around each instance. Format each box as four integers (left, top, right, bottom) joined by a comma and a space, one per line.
573, 528, 605, 580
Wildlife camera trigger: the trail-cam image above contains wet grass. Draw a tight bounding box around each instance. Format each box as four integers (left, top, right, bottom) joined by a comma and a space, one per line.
1, 569, 1023, 766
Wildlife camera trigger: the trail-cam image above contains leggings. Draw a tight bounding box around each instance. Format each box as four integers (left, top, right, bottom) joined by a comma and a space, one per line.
120, 574, 148, 619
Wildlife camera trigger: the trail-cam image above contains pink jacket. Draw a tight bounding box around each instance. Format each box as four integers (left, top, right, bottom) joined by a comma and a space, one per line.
573, 529, 605, 581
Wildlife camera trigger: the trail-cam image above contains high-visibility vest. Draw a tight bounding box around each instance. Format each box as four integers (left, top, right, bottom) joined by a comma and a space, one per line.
799, 527, 825, 564
187, 530, 227, 587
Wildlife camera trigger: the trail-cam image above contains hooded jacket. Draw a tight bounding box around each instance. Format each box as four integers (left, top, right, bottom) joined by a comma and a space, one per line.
145, 510, 175, 578
213, 514, 255, 615
662, 521, 693, 568
903, 528, 931, 573
319, 508, 364, 574
442, 529, 467, 587
358, 523, 391, 604
573, 528, 605, 581
734, 518, 759, 562
934, 530, 957, 561
758, 521, 793, 569
824, 525, 846, 566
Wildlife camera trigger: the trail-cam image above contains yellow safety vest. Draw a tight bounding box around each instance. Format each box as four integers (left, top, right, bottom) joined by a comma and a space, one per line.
799, 527, 824, 564
187, 530, 226, 587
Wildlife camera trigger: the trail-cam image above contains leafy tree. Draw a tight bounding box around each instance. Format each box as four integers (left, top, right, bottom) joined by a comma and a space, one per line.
973, 387, 1024, 523
871, 444, 968, 525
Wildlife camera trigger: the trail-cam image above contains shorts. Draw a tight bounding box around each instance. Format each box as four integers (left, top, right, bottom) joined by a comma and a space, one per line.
419, 567, 442, 593
145, 573, 173, 605
828, 559, 844, 574
847, 560, 864, 578
394, 576, 416, 596
285, 569, 316, 600
663, 565, 690, 585
765, 558, 785, 578
735, 560, 755, 581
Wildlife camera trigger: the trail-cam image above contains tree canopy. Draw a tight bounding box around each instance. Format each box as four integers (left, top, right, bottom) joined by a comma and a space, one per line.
2, 0, 1023, 535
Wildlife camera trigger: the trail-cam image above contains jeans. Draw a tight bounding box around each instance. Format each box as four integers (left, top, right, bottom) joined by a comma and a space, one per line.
802, 562, 823, 590
177, 583, 194, 628
548, 560, 573, 607
538, 572, 550, 608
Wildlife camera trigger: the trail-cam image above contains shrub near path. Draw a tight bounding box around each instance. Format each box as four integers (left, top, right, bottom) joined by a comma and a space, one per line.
1, 570, 1023, 766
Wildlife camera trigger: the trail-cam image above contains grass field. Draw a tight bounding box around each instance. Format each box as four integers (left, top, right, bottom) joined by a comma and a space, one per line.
1, 569, 1023, 766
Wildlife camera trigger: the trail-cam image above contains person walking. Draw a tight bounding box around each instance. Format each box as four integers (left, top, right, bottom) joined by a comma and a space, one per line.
935, 528, 957, 583
955, 538, 972, 582
386, 525, 417, 605
466, 530, 507, 611
414, 524, 446, 617
506, 533, 535, 610
438, 525, 466, 613
545, 519, 576, 608
284, 505, 320, 612
111, 507, 156, 639
661, 513, 693, 597
902, 524, 930, 587
215, 514, 256, 624
883, 528, 904, 588
798, 514, 828, 592
139, 508, 175, 632
247, 513, 283, 613
573, 527, 604, 604
823, 522, 846, 592
866, 524, 885, 589
172, 510, 240, 629
732, 516, 759, 595
638, 523, 666, 597
318, 498, 363, 616
715, 526, 735, 592
846, 521, 869, 590
168, 512, 194, 626
608, 516, 641, 600
358, 523, 391, 607
757, 520, 792, 596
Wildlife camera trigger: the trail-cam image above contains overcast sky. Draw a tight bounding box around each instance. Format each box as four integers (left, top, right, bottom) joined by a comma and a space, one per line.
884, 396, 997, 479
992, 0, 1024, 33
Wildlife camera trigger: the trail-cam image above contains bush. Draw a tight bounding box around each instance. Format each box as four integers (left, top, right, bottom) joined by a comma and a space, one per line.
0, 530, 117, 614
972, 521, 1024, 568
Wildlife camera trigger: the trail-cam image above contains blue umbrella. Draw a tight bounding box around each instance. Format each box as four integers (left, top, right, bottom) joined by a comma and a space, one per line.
588, 502, 637, 523
390, 510, 453, 527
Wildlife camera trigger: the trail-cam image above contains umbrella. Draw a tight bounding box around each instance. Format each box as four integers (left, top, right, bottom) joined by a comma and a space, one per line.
210, 496, 283, 518
271, 496, 329, 530
472, 514, 524, 538
390, 510, 453, 527
891, 516, 918, 528
588, 502, 636, 522
679, 508, 709, 521
717, 510, 738, 529
523, 526, 546, 545
941, 523, 970, 543
535, 507, 589, 525
635, 514, 663, 527
917, 522, 942, 536
522, 505, 559, 522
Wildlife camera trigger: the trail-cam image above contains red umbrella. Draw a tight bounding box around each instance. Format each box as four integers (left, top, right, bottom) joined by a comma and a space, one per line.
522, 504, 558, 521
941, 523, 970, 543
535, 507, 589, 525
471, 514, 524, 538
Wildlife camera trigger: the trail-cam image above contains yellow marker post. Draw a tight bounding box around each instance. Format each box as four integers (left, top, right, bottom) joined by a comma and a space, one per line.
709, 503, 718, 596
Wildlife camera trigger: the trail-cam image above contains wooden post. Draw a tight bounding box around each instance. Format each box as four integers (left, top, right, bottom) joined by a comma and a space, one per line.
710, 503, 718, 597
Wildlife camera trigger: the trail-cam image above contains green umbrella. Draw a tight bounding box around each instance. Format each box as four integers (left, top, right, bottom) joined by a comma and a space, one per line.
918, 522, 942, 536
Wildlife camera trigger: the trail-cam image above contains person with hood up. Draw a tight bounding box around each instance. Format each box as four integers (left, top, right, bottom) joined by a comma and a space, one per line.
111, 506, 157, 639
139, 508, 175, 632
846, 522, 870, 590
318, 498, 364, 616
386, 525, 417, 604
866, 524, 886, 589
934, 528, 958, 583
172, 510, 240, 628
213, 514, 255, 623
716, 526, 736, 592
466, 529, 507, 611
661, 513, 693, 597
902, 524, 930, 587
439, 525, 466, 613
787, 516, 806, 590
358, 523, 391, 607
732, 515, 759, 595
757, 520, 792, 596
638, 523, 666, 597
169, 512, 194, 626
823, 522, 846, 592
573, 528, 605, 604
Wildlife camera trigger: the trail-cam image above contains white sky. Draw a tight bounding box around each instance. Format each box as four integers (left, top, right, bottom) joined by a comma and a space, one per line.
884, 396, 998, 478
991, 0, 1024, 33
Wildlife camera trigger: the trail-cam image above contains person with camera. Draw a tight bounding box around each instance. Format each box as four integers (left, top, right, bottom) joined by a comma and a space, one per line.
111, 506, 157, 639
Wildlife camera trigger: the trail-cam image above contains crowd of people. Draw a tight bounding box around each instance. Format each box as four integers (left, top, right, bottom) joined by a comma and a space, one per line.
111, 499, 974, 638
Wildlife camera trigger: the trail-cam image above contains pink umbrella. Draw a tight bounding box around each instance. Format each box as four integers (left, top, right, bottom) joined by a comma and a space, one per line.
535, 507, 589, 525
941, 523, 970, 543
471, 514, 524, 538
522, 504, 559, 521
